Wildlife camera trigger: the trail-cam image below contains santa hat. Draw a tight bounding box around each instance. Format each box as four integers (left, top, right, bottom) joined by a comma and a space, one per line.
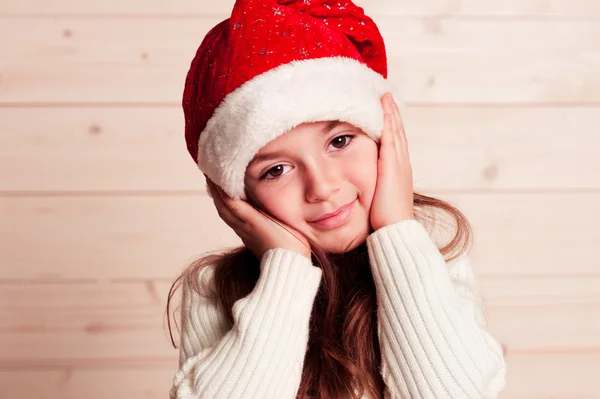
183, 0, 401, 200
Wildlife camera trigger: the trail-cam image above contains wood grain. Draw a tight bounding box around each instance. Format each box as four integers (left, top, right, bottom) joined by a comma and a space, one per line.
1, 106, 599, 192
1, 353, 599, 399
2, 0, 599, 396
0, 367, 175, 399
0, 281, 178, 366
0, 275, 598, 367
1, 18, 599, 104
503, 353, 600, 398
1, 193, 598, 279
0, 195, 242, 280
2, 0, 600, 18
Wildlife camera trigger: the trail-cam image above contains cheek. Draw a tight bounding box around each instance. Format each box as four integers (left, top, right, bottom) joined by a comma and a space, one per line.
250, 185, 303, 224
347, 140, 379, 202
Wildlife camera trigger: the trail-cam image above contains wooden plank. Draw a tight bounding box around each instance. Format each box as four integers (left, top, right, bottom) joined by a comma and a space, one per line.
0, 195, 242, 280
0, 107, 204, 192
0, 276, 598, 365
1, 353, 598, 399
0, 193, 598, 280
0, 367, 174, 399
479, 275, 600, 352
1, 107, 599, 192
503, 353, 600, 398
1, 0, 600, 18
0, 281, 179, 366
1, 18, 599, 104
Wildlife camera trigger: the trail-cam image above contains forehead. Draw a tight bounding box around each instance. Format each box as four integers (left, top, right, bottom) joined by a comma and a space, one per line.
247, 121, 355, 168
260, 120, 353, 149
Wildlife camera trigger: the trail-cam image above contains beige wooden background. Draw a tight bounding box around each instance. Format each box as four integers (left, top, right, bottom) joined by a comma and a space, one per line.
1, 0, 599, 398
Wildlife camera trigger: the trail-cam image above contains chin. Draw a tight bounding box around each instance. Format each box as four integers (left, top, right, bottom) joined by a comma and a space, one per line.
315, 225, 370, 254
324, 238, 365, 254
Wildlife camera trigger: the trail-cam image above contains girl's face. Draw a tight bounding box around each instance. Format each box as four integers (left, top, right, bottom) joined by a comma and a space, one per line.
244, 120, 379, 254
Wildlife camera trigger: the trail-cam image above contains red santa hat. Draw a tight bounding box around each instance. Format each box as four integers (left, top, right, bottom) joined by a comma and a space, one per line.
183, 0, 401, 200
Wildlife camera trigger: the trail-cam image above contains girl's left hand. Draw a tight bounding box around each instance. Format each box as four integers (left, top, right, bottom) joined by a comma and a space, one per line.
369, 92, 415, 232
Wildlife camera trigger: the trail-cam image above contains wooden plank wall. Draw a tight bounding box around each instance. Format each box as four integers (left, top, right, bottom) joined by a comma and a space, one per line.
1, 0, 599, 397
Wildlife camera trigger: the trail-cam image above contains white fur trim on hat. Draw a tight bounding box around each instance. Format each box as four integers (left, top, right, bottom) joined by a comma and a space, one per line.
197, 56, 403, 200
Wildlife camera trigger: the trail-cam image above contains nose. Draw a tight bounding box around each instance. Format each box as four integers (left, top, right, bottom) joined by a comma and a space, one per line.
304, 160, 340, 202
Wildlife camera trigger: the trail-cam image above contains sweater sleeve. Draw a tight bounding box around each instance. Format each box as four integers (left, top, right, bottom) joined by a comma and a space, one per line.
365, 219, 507, 399
170, 248, 323, 399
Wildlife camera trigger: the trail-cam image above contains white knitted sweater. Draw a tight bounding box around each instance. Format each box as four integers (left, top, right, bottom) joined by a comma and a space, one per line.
170, 219, 507, 398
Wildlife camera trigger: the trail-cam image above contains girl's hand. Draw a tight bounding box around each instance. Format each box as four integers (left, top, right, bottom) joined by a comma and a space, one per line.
206, 179, 312, 260
369, 93, 415, 232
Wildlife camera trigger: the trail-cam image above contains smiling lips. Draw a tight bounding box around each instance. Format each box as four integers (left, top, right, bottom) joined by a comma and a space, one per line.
308, 199, 357, 229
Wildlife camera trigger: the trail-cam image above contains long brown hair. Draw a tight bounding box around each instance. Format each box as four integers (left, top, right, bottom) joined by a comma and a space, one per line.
166, 191, 473, 399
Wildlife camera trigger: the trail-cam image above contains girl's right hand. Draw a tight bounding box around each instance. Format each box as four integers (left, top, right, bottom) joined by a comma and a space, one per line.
206, 179, 312, 260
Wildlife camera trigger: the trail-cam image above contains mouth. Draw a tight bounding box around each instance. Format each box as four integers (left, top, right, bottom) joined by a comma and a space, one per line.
308, 198, 357, 230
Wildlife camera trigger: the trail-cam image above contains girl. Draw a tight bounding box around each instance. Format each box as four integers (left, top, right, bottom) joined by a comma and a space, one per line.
168, 1, 507, 398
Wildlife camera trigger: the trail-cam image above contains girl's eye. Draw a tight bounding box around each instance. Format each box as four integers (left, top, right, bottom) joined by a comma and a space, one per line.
260, 134, 356, 181
261, 164, 291, 180
328, 134, 355, 151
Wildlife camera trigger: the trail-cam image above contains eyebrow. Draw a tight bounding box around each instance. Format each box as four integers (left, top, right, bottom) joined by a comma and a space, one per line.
247, 120, 344, 167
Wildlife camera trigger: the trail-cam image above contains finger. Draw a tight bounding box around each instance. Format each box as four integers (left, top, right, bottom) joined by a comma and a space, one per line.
208, 180, 244, 227
380, 112, 398, 163
381, 92, 395, 115
204, 175, 213, 198
389, 103, 403, 160
391, 101, 410, 160
215, 186, 263, 229
205, 178, 215, 198
382, 93, 402, 160
380, 94, 395, 144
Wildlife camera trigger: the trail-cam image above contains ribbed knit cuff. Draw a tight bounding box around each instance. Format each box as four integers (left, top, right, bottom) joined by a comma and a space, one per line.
367, 218, 440, 260
365, 218, 505, 398
249, 247, 323, 320
173, 248, 323, 398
